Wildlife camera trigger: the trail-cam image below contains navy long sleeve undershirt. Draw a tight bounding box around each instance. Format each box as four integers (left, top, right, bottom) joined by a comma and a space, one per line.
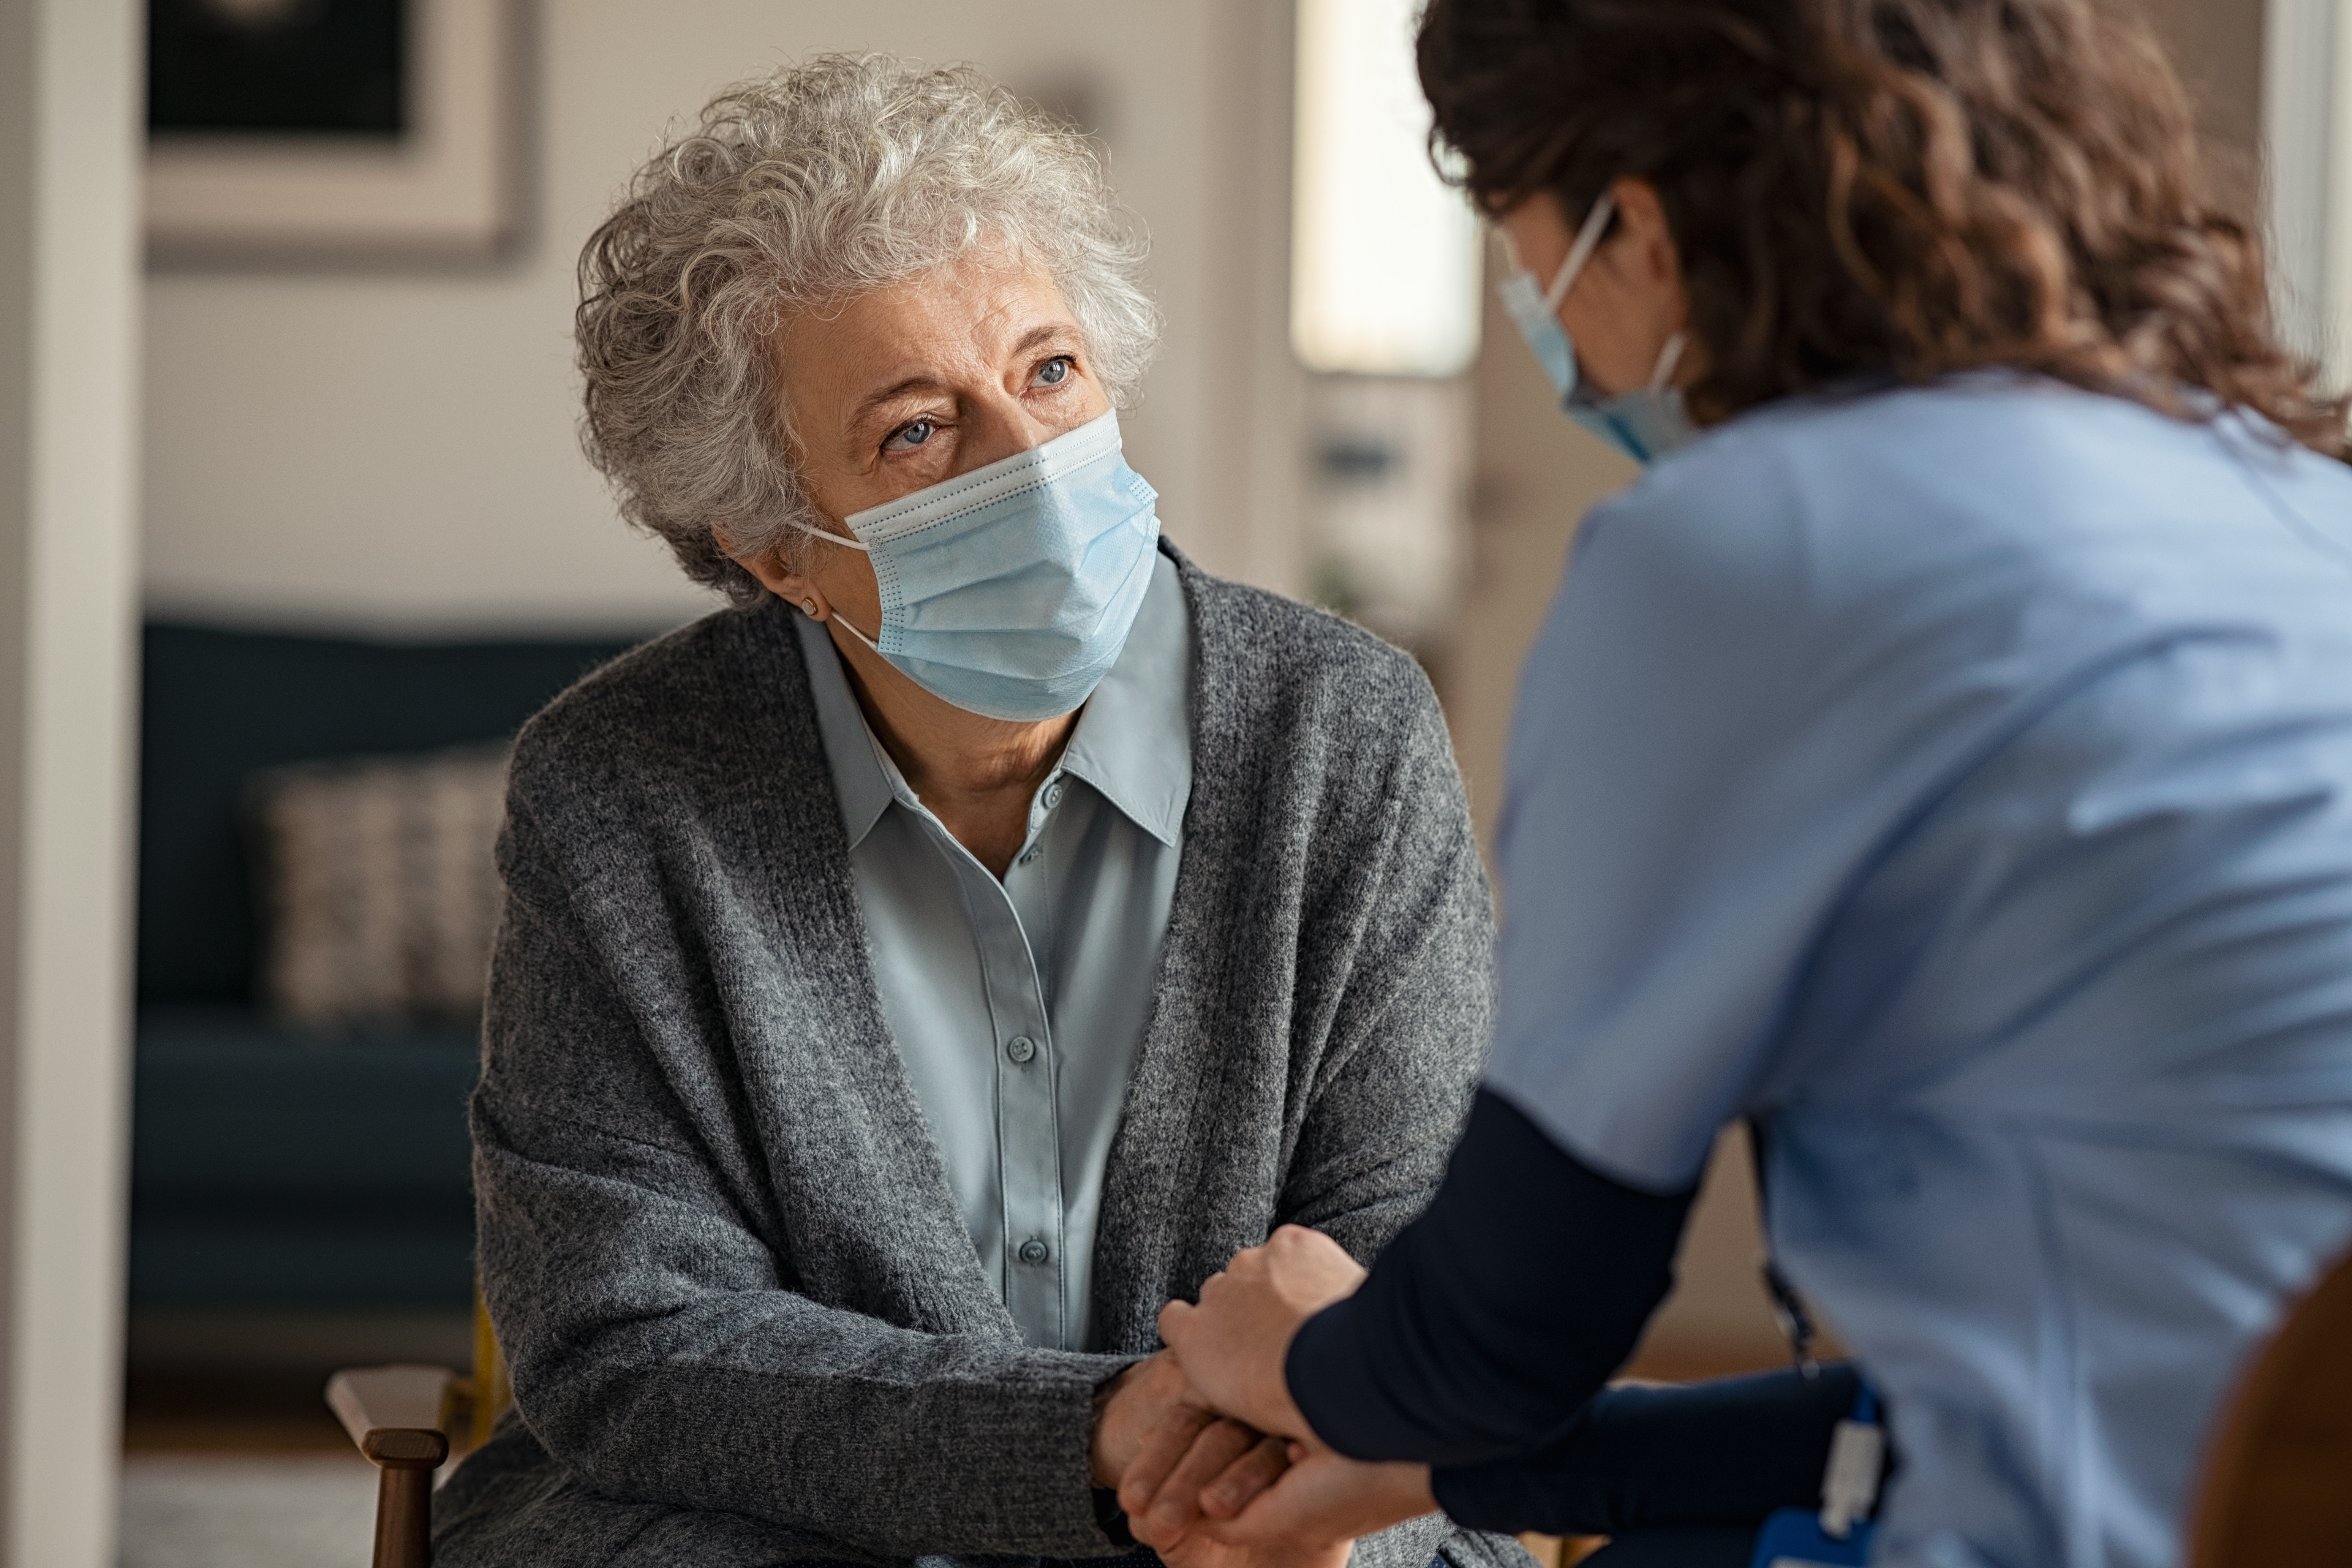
1283, 1089, 1862, 1538
1429, 1365, 1862, 1535
1285, 1088, 1697, 1468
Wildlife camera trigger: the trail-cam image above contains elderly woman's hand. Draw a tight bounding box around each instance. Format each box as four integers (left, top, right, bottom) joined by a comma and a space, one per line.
1127, 1429, 1434, 1568
1092, 1351, 1225, 1489
1156, 1225, 1369, 1441
1104, 1363, 1336, 1568
1120, 1408, 1291, 1546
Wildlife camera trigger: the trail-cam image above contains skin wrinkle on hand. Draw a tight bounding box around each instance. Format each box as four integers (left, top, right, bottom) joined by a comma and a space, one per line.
1158, 1226, 1367, 1442
1091, 1352, 1220, 1494
1099, 1351, 1353, 1568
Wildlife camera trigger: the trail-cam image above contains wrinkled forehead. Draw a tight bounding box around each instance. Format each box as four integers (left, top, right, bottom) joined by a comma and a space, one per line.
770, 253, 1080, 415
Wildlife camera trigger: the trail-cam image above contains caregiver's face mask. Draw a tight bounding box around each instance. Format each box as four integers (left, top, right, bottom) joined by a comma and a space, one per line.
1497, 190, 1696, 465
786, 408, 1160, 723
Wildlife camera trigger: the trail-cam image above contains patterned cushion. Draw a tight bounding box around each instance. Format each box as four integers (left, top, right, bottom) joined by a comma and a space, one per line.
248, 745, 508, 1031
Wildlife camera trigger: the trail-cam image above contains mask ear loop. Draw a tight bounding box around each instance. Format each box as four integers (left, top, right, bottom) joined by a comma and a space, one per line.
825, 610, 887, 655
778, 515, 887, 650
1541, 190, 1620, 315
780, 516, 872, 553
1554, 191, 1686, 397
1649, 330, 1690, 392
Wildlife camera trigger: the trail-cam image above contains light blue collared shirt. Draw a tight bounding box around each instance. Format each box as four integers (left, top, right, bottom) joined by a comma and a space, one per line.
795, 552, 1192, 1351
1486, 379, 2352, 1568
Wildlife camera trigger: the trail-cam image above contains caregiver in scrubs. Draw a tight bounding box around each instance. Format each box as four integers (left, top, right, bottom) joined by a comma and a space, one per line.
1120, 1, 2352, 1566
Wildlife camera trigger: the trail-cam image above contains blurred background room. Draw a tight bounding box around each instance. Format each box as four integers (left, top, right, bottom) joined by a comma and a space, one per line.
0, 0, 2324, 1562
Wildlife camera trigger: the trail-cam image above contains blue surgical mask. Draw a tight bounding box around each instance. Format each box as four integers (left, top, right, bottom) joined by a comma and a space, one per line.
788, 409, 1160, 723
1498, 190, 1697, 465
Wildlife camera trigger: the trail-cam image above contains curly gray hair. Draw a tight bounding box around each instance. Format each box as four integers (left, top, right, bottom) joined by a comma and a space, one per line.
575, 54, 1162, 603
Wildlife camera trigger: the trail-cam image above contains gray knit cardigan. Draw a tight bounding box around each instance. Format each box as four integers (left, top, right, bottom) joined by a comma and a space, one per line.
433, 548, 1525, 1568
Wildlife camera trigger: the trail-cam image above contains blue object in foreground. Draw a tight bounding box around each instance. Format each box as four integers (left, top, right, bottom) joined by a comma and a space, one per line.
1748, 1510, 1871, 1568
1747, 1380, 1881, 1568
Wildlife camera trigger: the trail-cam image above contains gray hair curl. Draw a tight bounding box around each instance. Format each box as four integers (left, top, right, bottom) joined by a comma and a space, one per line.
575, 54, 1162, 603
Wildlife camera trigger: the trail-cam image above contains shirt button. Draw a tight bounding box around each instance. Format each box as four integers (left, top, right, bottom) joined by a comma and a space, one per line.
1006, 1035, 1037, 1064
1018, 845, 1041, 866
1042, 778, 1065, 810
1018, 1239, 1051, 1265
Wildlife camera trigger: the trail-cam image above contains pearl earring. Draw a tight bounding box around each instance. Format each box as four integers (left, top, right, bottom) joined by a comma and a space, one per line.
801, 600, 818, 616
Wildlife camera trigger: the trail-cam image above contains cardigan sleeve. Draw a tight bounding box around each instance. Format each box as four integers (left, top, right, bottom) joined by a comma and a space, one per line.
471, 791, 1132, 1561
1252, 674, 1511, 1568
1273, 674, 1497, 1255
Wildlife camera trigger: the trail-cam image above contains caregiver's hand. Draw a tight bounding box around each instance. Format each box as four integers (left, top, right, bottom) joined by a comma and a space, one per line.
1157, 1225, 1369, 1440
1151, 1509, 1355, 1568
1122, 1416, 1291, 1549
1129, 1428, 1416, 1568
1120, 1408, 1356, 1568
1195, 1439, 1437, 1550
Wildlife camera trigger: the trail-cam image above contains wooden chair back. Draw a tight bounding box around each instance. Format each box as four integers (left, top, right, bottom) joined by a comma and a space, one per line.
471, 1289, 514, 1446
2190, 1244, 2352, 1568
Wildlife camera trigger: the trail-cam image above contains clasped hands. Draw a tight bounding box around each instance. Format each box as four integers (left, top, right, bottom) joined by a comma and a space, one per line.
1089, 1227, 1438, 1568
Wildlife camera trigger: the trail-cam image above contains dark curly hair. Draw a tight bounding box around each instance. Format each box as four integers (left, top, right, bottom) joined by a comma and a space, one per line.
1418, 0, 2345, 453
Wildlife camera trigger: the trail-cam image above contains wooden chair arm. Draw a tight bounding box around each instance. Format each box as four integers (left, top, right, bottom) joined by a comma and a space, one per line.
326, 1364, 460, 1445
326, 1366, 458, 1568
360, 1427, 450, 1467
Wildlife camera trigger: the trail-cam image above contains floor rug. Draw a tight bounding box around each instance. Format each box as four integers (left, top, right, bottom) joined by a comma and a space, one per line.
121, 1453, 378, 1568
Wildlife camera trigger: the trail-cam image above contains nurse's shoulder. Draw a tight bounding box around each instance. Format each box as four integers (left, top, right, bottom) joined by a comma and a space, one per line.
1551, 378, 2049, 678
1581, 373, 2352, 658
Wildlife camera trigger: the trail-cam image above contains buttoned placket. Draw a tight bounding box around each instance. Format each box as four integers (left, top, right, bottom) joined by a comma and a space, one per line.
891, 764, 1075, 1348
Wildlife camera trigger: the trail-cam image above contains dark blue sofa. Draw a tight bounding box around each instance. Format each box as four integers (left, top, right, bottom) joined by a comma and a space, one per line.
133, 623, 639, 1309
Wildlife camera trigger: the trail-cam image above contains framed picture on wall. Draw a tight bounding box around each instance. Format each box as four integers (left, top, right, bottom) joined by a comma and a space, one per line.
145, 0, 523, 265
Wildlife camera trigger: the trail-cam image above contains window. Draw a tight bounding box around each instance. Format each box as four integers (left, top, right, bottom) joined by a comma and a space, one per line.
1290, 0, 1481, 377
2265, 0, 2352, 388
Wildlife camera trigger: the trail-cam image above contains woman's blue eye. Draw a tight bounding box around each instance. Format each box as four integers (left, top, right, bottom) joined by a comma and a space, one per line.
884, 418, 936, 452
1032, 357, 1072, 388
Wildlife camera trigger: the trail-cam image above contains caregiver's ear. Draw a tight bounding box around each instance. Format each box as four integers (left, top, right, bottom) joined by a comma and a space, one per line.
1602, 177, 1685, 286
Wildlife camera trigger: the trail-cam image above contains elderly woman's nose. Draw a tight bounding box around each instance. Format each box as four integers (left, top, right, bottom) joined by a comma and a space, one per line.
959, 395, 1063, 468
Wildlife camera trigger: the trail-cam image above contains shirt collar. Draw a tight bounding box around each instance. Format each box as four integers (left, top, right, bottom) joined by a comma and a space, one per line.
1057, 551, 1191, 846
794, 549, 1193, 851
795, 609, 897, 849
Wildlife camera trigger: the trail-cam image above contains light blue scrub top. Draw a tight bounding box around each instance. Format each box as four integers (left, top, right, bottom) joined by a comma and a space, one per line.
795, 553, 1191, 1353
1484, 379, 2352, 1568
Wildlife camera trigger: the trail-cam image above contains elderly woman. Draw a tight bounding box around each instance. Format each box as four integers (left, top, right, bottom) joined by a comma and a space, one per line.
429, 54, 1518, 1568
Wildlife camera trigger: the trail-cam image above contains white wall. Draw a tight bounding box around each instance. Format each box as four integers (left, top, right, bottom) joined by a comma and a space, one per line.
142, 0, 1300, 635
0, 0, 141, 1560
